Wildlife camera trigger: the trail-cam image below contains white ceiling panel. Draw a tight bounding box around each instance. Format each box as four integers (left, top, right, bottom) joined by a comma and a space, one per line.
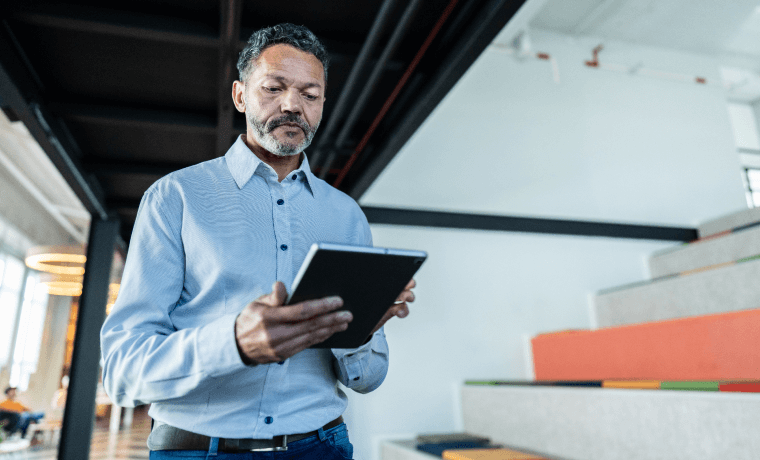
530, 0, 760, 58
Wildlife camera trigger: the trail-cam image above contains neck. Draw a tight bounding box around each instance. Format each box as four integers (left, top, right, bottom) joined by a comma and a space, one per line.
242, 133, 302, 182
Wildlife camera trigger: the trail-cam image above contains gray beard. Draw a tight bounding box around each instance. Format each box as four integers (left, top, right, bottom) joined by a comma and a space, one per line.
247, 111, 320, 157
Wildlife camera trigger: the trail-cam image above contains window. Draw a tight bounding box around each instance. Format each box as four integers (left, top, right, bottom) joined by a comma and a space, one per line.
9, 271, 49, 391
0, 254, 25, 370
725, 103, 760, 208
745, 168, 760, 208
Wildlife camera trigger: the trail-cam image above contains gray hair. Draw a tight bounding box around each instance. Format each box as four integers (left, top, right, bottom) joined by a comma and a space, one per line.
237, 23, 329, 84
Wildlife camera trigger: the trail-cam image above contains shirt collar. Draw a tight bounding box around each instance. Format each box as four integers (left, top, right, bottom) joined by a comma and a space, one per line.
225, 135, 317, 197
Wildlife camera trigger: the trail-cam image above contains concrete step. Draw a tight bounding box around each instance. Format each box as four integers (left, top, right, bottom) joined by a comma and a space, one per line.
382, 441, 438, 460
697, 207, 760, 238
594, 257, 760, 328
461, 385, 760, 460
382, 440, 560, 460
648, 223, 760, 278
531, 308, 760, 381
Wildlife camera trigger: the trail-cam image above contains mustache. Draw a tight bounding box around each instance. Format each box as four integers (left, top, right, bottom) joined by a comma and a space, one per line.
266, 114, 312, 134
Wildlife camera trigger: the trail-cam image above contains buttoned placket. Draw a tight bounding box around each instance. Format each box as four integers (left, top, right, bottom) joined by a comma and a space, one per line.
271, 173, 294, 284
253, 169, 299, 438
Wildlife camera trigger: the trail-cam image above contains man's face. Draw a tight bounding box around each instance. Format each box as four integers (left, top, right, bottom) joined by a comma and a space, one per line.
238, 44, 325, 157
6, 388, 16, 400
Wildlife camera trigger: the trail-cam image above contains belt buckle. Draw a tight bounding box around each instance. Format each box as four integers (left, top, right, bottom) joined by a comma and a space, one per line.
248, 435, 288, 452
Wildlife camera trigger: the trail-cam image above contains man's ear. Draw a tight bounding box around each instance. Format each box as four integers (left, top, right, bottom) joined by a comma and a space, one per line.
232, 81, 246, 113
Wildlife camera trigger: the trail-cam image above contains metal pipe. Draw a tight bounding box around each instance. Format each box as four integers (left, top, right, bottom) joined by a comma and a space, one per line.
332, 0, 460, 187
318, 0, 423, 179
309, 0, 398, 169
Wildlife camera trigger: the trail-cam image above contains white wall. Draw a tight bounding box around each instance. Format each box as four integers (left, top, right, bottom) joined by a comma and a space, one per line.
362, 30, 745, 225
728, 103, 760, 150
753, 101, 760, 146
348, 29, 748, 460
344, 226, 672, 460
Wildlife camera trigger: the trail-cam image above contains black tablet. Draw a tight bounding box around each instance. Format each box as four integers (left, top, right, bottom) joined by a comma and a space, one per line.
287, 243, 427, 349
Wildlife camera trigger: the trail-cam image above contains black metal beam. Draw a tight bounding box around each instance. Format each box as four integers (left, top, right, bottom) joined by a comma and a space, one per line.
12, 4, 219, 47
58, 216, 119, 460
318, 0, 423, 179
236, 28, 364, 62
215, 0, 243, 158
348, 0, 528, 199
12, 5, 367, 62
84, 160, 192, 176
51, 102, 217, 133
106, 197, 143, 210
361, 207, 698, 242
0, 25, 108, 220
308, 0, 398, 169
102, 197, 697, 242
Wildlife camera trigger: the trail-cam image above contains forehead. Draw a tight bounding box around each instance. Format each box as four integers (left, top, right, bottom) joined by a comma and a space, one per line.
252, 44, 325, 87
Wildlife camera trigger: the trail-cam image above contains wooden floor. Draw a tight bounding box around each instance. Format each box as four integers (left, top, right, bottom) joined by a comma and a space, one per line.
1, 407, 151, 460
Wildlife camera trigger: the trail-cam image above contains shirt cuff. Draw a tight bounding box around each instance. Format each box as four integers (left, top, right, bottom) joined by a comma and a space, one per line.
196, 313, 248, 377
331, 330, 381, 385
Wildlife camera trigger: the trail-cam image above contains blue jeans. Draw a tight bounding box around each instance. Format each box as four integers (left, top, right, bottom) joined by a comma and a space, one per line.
2, 411, 44, 437
149, 423, 354, 460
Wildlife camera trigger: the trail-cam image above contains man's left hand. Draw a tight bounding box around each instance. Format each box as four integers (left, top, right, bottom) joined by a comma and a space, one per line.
370, 279, 416, 336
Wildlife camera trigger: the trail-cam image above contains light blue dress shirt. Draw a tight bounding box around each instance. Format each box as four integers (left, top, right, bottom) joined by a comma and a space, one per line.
100, 136, 389, 439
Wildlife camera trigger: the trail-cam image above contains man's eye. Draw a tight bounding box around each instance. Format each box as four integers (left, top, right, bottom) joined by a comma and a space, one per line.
264, 87, 281, 93
303, 94, 318, 101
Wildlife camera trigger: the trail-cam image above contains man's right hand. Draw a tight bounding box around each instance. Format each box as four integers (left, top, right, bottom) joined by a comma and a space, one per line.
234, 281, 352, 365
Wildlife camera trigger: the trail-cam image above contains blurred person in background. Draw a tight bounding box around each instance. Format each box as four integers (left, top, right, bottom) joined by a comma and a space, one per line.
0, 387, 44, 438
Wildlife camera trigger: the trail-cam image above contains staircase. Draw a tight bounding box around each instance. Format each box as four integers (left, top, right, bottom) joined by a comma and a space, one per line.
459, 208, 760, 460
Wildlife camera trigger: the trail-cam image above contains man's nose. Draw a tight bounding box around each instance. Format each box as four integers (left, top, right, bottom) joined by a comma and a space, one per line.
280, 89, 303, 114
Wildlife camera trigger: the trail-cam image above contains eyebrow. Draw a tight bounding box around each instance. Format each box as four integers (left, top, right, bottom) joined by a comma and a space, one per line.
268, 75, 322, 90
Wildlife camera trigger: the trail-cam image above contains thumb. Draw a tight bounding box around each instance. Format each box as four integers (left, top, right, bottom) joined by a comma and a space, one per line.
263, 281, 287, 307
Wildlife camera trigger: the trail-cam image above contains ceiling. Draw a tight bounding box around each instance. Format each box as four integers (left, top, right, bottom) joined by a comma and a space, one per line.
0, 110, 89, 245
530, 0, 760, 57
0, 0, 527, 246
530, 0, 760, 102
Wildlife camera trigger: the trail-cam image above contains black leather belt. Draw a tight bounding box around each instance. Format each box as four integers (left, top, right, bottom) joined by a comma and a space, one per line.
147, 416, 344, 452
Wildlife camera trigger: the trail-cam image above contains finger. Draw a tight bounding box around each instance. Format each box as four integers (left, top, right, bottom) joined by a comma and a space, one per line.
281, 310, 353, 337
370, 307, 397, 336
394, 302, 409, 318
263, 310, 352, 351
274, 321, 351, 358
404, 279, 416, 290
258, 281, 288, 307
236, 309, 351, 364
267, 296, 345, 322
396, 289, 415, 303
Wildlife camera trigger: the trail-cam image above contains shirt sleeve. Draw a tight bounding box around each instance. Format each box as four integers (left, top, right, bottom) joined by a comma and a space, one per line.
100, 184, 247, 408
330, 208, 390, 394
331, 328, 389, 393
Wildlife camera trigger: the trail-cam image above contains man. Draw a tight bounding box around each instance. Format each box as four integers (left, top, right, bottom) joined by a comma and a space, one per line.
101, 23, 415, 459
0, 387, 44, 438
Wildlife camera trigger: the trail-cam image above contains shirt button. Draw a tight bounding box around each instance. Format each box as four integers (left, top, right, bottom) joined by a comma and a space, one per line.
280, 244, 288, 251
291, 174, 297, 180
265, 416, 274, 424
353, 377, 360, 381
278, 361, 285, 365
277, 199, 284, 205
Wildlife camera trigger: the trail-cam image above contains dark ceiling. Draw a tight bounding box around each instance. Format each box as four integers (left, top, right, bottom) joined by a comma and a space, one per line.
0, 0, 526, 246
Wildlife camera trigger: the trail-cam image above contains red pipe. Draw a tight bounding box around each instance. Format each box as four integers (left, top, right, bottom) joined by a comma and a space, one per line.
332, 0, 460, 188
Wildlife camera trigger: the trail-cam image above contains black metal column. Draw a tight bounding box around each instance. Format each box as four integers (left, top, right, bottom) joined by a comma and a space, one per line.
58, 216, 119, 460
